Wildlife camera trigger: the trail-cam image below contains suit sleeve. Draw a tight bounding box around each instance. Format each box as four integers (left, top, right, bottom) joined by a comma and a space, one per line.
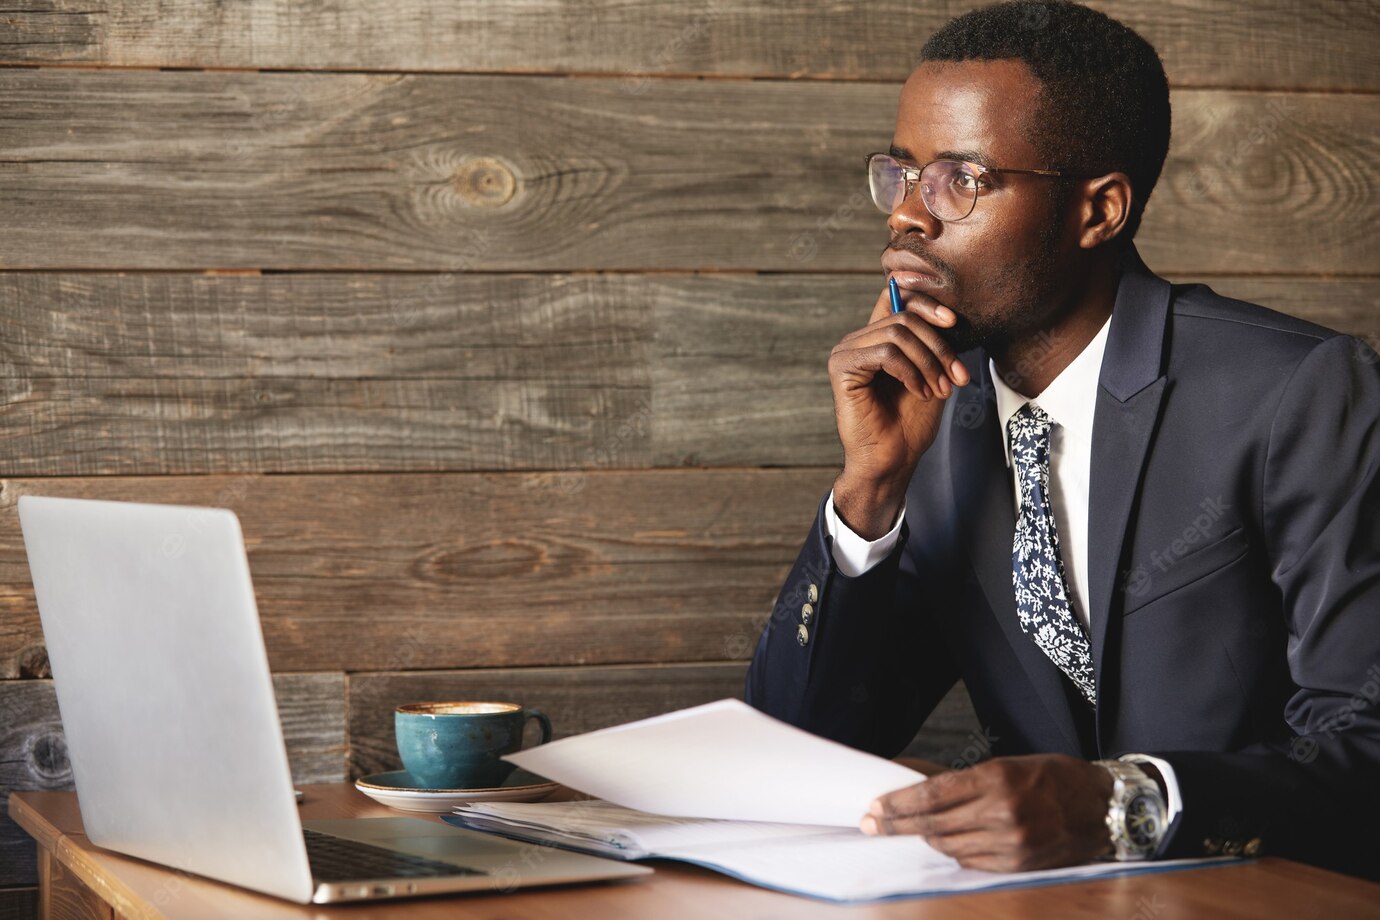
744, 493, 960, 758
1141, 333, 1380, 880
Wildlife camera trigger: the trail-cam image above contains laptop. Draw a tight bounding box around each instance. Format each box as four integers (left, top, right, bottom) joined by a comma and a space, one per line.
17, 494, 651, 904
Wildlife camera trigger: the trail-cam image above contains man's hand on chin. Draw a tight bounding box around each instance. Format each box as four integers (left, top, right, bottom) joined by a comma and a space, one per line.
861, 754, 1115, 873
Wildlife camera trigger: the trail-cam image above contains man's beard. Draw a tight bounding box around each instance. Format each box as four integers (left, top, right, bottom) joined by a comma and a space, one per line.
937, 221, 1065, 357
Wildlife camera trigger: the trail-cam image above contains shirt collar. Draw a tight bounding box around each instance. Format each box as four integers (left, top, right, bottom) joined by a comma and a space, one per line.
991, 314, 1113, 468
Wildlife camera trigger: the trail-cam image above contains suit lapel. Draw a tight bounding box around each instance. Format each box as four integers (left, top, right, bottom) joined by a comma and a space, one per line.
949, 362, 1083, 755
1086, 248, 1172, 742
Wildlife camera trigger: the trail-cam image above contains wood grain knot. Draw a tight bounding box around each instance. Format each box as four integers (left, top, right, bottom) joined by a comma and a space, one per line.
453, 157, 517, 208
421, 540, 553, 581
28, 727, 72, 787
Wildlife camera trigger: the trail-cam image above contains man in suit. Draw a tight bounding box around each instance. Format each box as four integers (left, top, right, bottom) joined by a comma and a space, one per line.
745, 0, 1380, 881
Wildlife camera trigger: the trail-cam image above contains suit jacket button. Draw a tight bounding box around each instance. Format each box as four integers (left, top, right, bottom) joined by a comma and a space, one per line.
801, 603, 814, 624
1203, 837, 1222, 855
1243, 838, 1262, 856
796, 624, 809, 646
807, 583, 819, 603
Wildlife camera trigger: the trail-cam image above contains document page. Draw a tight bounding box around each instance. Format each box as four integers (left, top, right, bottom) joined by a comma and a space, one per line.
454, 799, 854, 856
450, 798, 1233, 903
503, 699, 923, 827
662, 831, 1227, 902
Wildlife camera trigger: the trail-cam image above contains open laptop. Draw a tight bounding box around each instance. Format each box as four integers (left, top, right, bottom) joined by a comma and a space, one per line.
17, 495, 651, 904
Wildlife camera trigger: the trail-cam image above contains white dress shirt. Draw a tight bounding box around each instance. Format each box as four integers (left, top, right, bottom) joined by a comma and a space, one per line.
823, 313, 1181, 825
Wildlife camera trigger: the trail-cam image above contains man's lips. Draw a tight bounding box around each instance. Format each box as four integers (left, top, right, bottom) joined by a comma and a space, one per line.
887, 269, 943, 291
881, 250, 946, 290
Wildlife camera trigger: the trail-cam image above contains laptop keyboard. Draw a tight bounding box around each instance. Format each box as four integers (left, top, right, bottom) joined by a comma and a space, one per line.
303, 828, 487, 882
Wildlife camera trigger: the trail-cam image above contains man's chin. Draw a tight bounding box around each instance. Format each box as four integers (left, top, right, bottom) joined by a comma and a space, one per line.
935, 317, 989, 356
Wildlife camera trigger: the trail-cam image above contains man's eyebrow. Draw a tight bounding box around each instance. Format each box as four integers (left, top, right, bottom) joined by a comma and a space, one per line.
938, 149, 994, 168
888, 144, 994, 168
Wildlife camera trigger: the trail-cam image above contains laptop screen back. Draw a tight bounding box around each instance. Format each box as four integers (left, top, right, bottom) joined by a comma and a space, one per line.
18, 495, 315, 903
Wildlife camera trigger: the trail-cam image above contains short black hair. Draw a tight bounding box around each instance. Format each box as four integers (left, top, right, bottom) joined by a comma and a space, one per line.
920, 0, 1171, 243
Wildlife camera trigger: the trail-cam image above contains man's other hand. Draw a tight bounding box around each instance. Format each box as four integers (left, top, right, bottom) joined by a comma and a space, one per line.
861, 754, 1115, 872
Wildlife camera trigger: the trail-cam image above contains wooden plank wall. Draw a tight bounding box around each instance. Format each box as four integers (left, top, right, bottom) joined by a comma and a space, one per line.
1, 1, 1376, 908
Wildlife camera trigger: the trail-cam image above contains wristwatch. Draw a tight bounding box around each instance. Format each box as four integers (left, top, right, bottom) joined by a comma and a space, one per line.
1093, 759, 1167, 861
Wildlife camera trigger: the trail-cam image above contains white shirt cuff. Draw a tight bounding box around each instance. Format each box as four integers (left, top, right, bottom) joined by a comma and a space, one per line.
824, 489, 905, 578
1119, 753, 1183, 825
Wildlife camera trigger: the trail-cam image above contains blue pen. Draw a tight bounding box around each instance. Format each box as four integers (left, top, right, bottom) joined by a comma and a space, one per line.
888, 276, 904, 314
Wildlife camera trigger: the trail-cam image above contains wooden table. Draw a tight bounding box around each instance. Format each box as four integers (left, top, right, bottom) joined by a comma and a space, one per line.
11, 784, 1380, 919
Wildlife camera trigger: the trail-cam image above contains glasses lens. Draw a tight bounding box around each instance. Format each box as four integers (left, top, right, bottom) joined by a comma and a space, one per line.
920, 160, 979, 221
867, 155, 905, 214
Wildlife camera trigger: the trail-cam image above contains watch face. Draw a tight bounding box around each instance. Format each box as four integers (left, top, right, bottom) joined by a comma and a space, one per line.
1126, 793, 1164, 847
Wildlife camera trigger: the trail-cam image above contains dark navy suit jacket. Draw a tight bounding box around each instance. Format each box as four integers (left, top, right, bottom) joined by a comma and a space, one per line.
745, 246, 1380, 880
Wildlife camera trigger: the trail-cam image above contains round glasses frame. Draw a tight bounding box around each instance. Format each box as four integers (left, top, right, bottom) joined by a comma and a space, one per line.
865, 152, 1088, 222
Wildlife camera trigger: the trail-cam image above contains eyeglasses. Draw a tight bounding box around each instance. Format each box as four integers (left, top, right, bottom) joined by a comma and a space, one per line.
865, 153, 1084, 222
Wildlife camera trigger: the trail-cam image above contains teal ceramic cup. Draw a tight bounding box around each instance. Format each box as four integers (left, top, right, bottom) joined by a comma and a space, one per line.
394, 701, 553, 789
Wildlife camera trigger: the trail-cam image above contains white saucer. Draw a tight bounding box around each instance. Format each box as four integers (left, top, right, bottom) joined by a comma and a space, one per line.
354, 768, 559, 814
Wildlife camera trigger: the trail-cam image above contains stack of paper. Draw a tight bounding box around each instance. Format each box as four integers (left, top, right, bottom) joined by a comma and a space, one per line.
441, 699, 1232, 902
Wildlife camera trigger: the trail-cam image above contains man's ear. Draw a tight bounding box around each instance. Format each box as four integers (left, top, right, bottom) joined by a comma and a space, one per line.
1076, 172, 1133, 250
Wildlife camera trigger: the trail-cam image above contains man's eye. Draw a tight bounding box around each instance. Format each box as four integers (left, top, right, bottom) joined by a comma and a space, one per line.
954, 171, 985, 191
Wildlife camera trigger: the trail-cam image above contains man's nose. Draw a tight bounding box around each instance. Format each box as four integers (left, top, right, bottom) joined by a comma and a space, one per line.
887, 184, 941, 240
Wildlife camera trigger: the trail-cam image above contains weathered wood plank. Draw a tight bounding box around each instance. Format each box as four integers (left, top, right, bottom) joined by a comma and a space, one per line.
0, 73, 1372, 274
269, 673, 350, 786
0, 886, 38, 920
4, 272, 1372, 477
0, 674, 345, 887
0, 271, 655, 476
0, 469, 837, 678
0, 681, 79, 887
1140, 91, 1379, 275
0, 1, 1374, 92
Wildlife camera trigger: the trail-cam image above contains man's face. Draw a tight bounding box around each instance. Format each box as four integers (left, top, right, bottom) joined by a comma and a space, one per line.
884, 59, 1075, 355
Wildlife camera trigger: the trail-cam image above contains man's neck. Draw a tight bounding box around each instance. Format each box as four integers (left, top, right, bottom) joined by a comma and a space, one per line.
989, 256, 1120, 399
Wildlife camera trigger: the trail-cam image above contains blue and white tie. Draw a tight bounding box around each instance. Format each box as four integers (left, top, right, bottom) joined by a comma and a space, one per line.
1009, 402, 1097, 705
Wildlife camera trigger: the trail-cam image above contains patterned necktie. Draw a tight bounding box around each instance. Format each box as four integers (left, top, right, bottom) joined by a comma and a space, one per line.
1008, 402, 1097, 705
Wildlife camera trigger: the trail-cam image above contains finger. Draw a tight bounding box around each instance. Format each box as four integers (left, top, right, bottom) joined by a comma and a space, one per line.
842, 310, 969, 391
838, 323, 957, 400
888, 311, 968, 388
893, 285, 960, 330
830, 340, 931, 401
922, 830, 1005, 864
867, 342, 933, 401
887, 306, 968, 387
866, 285, 894, 324
867, 798, 988, 837
867, 283, 959, 328
870, 767, 984, 820
861, 284, 957, 333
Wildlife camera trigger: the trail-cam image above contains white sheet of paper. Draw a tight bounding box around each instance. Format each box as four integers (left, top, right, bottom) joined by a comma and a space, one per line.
503, 698, 924, 827
454, 799, 1233, 903
663, 831, 1225, 902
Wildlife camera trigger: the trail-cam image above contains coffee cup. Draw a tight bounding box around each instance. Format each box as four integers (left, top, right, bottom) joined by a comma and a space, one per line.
394, 701, 552, 789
